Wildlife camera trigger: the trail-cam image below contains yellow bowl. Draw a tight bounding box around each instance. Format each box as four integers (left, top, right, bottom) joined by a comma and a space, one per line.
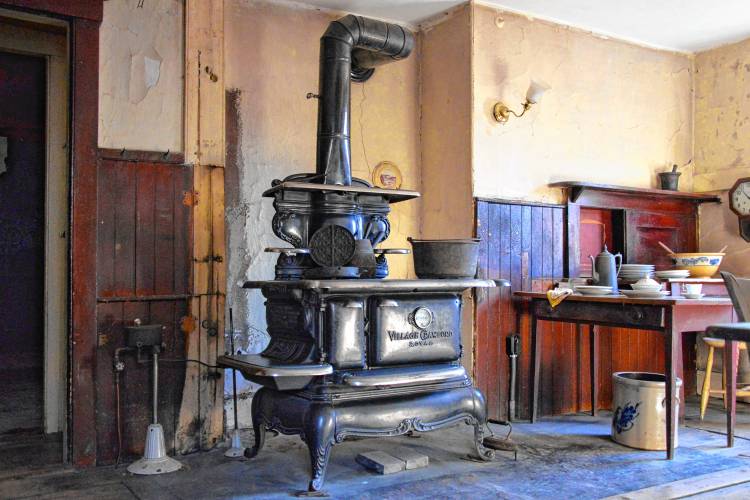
670, 253, 724, 278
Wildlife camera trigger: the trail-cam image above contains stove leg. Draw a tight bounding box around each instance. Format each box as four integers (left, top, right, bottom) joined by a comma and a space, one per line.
245, 390, 266, 459
470, 388, 495, 461
305, 406, 336, 492
473, 421, 495, 461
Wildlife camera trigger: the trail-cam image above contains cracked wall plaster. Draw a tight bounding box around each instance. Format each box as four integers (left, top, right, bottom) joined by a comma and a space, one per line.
471, 5, 694, 203
694, 37, 750, 192
224, 0, 421, 394
99, 0, 184, 152
694, 37, 750, 276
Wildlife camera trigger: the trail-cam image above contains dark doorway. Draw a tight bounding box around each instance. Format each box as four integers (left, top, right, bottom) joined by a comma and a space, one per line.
0, 50, 46, 436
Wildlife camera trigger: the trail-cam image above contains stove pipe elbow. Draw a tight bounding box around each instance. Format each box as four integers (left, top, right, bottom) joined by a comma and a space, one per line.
316, 15, 415, 186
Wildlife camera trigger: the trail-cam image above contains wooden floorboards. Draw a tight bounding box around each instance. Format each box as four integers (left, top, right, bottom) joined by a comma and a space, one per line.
604, 466, 750, 499
0, 368, 43, 434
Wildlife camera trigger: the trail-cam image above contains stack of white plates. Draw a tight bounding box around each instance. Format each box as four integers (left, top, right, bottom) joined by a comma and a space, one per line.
654, 270, 691, 279
619, 264, 655, 280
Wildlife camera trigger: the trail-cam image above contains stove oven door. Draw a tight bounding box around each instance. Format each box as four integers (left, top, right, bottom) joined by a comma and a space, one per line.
369, 294, 461, 366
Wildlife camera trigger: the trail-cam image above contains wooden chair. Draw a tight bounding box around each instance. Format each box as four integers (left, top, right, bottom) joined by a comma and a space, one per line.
699, 339, 748, 419
704, 271, 750, 446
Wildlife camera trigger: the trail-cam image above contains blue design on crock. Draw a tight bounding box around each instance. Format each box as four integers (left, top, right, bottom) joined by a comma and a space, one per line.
613, 402, 641, 434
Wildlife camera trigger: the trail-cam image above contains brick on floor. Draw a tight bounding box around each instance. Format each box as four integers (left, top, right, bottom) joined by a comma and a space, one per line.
356, 451, 406, 474
389, 447, 429, 470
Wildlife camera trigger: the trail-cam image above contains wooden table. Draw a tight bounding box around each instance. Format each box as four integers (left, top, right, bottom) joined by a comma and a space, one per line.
515, 292, 735, 459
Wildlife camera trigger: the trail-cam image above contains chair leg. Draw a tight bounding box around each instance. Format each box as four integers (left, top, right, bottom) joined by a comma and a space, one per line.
700, 346, 715, 420
722, 354, 728, 410
726, 341, 739, 448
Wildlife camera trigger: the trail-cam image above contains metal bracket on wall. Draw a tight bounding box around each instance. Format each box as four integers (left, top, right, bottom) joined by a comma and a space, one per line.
182, 190, 199, 206
201, 319, 218, 337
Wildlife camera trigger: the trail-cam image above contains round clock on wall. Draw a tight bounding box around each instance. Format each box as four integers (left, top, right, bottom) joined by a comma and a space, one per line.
729, 177, 750, 242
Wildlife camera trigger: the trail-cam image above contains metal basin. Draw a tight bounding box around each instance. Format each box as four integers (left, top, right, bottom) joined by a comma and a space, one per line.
408, 238, 480, 279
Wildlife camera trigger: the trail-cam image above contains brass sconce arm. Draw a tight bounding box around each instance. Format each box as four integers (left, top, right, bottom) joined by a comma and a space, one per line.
492, 80, 550, 124
493, 100, 533, 123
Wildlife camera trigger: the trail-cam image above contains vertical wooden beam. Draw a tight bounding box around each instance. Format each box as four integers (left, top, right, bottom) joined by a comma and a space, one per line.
177, 0, 225, 453
589, 324, 599, 416
664, 308, 677, 460
70, 16, 100, 466
530, 312, 540, 423
184, 0, 224, 167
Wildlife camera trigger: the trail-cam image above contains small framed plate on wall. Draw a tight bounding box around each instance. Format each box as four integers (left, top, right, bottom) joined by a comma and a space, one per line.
372, 161, 403, 189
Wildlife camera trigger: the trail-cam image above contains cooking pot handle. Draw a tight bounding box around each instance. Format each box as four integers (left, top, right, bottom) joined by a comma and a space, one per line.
615, 253, 623, 277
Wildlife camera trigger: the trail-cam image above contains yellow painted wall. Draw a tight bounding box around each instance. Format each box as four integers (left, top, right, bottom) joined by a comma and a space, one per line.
224, 0, 421, 351
471, 5, 694, 203
695, 38, 750, 275
419, 5, 474, 239
419, 5, 475, 371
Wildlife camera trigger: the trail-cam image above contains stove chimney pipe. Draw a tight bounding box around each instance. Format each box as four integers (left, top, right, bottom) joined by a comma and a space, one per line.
316, 15, 414, 186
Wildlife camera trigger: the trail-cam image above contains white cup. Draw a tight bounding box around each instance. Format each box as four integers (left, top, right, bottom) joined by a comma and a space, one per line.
682, 283, 703, 296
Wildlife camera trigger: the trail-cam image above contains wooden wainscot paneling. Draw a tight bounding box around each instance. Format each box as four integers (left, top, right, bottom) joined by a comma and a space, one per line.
474, 199, 565, 422
475, 198, 682, 422
95, 155, 193, 464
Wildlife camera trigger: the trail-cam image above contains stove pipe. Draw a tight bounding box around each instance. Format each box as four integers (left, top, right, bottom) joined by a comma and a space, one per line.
316, 15, 414, 186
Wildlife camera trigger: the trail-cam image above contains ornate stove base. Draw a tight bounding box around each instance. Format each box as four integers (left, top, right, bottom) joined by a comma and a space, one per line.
245, 385, 495, 491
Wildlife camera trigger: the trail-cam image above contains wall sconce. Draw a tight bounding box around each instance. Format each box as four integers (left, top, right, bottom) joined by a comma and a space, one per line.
493, 80, 551, 124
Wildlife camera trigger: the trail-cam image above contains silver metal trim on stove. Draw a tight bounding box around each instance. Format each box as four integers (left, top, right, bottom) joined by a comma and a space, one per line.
339, 364, 467, 387
263, 181, 420, 203
218, 354, 333, 377
243, 278, 499, 292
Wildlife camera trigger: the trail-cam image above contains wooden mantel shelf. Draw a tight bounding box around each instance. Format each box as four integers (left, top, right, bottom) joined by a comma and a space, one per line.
549, 181, 722, 204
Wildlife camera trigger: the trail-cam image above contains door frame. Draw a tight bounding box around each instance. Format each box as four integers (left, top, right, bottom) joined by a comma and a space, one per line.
0, 9, 69, 436
0, 0, 102, 466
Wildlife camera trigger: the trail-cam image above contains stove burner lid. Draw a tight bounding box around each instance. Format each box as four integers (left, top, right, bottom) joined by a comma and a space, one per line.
309, 224, 356, 267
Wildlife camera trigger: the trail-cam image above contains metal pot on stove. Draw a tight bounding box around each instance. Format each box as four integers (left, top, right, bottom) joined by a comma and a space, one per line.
408, 237, 481, 279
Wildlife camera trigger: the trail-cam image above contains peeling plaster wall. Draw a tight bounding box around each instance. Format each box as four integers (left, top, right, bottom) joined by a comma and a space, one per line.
224, 0, 421, 372
694, 38, 750, 192
471, 5, 694, 203
695, 38, 750, 275
99, 0, 184, 152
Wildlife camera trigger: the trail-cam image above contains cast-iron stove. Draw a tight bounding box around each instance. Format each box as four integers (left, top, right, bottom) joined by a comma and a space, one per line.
219, 15, 497, 492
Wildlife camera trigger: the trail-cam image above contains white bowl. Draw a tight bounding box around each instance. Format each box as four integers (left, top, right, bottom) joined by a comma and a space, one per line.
631, 277, 661, 292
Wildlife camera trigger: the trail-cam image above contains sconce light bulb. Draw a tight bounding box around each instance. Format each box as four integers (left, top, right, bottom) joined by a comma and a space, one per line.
526, 79, 551, 104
